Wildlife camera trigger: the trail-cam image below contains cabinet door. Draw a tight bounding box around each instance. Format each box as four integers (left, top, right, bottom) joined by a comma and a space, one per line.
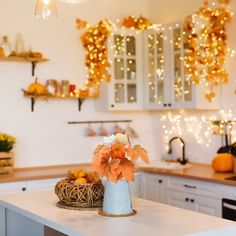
168, 21, 195, 109
143, 21, 221, 111
27, 178, 61, 191
129, 173, 141, 198
142, 173, 166, 203
168, 21, 220, 109
106, 29, 143, 110
143, 29, 167, 109
196, 195, 221, 217
166, 189, 221, 217
166, 190, 189, 209
0, 181, 27, 194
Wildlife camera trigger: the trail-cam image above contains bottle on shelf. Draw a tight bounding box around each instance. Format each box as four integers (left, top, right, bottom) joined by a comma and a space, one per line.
15, 33, 24, 55
1, 36, 11, 57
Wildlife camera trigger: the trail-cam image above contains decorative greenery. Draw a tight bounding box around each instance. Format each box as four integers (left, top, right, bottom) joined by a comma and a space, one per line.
0, 133, 16, 152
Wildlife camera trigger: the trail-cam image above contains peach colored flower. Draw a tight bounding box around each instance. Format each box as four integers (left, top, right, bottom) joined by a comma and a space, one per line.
110, 142, 126, 159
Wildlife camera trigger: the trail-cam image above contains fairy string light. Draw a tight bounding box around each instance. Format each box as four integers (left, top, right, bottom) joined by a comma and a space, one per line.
161, 109, 236, 151
184, 0, 233, 102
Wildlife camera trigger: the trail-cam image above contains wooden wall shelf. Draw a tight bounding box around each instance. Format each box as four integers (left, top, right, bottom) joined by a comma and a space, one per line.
22, 90, 86, 112
0, 56, 49, 76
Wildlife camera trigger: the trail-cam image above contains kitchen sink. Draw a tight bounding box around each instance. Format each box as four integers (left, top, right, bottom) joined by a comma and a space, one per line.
138, 160, 192, 170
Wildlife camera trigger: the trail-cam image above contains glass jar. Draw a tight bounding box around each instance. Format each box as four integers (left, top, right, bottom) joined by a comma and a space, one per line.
15, 33, 24, 54
1, 36, 11, 57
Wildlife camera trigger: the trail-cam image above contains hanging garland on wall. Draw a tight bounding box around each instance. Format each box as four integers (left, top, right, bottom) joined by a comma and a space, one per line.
75, 16, 152, 97
76, 18, 112, 97
184, 0, 232, 102
122, 15, 152, 30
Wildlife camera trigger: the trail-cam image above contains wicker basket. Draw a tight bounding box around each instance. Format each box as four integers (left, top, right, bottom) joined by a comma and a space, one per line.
55, 179, 104, 208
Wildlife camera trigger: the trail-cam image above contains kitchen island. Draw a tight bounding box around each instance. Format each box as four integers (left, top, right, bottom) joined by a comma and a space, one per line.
0, 189, 236, 236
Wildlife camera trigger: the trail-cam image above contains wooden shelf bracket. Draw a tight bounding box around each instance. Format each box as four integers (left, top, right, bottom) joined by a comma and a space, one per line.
78, 98, 85, 111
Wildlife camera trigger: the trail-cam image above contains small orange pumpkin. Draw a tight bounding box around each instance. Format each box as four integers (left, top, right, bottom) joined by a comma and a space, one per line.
28, 78, 46, 95
211, 153, 234, 172
0, 47, 4, 57
110, 142, 126, 159
79, 88, 89, 98
122, 16, 136, 28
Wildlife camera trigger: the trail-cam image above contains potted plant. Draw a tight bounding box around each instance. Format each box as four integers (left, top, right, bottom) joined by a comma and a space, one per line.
0, 133, 16, 153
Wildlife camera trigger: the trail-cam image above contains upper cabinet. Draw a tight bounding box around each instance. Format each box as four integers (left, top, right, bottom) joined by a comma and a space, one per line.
96, 22, 221, 111
143, 21, 221, 110
95, 29, 143, 111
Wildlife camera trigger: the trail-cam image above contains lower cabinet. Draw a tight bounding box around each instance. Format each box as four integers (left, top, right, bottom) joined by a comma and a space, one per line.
0, 178, 61, 195
141, 173, 167, 204
197, 195, 221, 216
26, 178, 61, 191
0, 181, 27, 194
166, 190, 221, 217
141, 173, 222, 218
130, 173, 142, 198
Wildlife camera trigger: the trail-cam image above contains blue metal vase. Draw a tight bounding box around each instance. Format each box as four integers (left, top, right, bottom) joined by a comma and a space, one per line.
103, 179, 132, 215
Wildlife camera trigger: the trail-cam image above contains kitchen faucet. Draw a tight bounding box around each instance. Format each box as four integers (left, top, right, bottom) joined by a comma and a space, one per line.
167, 137, 188, 165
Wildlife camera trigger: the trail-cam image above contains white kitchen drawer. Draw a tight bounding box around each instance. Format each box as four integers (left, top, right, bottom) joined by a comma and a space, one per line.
0, 181, 27, 194
27, 178, 61, 191
166, 176, 219, 199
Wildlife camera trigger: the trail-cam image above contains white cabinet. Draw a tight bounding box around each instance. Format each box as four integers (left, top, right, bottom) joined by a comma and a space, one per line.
26, 178, 61, 191
143, 28, 166, 109
0, 181, 27, 194
0, 178, 61, 195
95, 28, 143, 111
143, 21, 221, 110
166, 189, 221, 217
197, 195, 221, 216
166, 176, 221, 217
141, 173, 222, 217
129, 173, 142, 198
142, 173, 167, 204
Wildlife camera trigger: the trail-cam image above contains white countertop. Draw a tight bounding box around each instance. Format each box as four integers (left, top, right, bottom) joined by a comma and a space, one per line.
0, 190, 236, 236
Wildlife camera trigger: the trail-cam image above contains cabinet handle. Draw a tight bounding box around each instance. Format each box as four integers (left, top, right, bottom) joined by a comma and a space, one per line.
163, 103, 167, 107
168, 103, 171, 107
190, 199, 195, 203
110, 104, 115, 108
185, 198, 189, 202
158, 179, 163, 184
22, 187, 26, 191
183, 184, 197, 189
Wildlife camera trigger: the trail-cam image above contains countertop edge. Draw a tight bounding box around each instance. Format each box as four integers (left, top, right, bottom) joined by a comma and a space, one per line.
1, 162, 236, 187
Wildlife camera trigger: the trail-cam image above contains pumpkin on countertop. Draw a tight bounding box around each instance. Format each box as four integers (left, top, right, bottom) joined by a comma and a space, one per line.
28, 78, 46, 95
211, 153, 234, 172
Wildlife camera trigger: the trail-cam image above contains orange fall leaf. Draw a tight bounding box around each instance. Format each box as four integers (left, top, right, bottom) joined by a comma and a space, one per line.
119, 158, 135, 182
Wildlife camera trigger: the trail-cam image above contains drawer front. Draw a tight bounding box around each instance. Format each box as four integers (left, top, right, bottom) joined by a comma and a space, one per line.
0, 181, 27, 194
166, 176, 219, 198
27, 178, 61, 191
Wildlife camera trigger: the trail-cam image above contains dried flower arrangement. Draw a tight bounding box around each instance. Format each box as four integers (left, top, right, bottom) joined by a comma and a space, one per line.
92, 133, 149, 182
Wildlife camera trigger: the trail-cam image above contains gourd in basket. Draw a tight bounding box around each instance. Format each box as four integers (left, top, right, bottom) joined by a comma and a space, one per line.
55, 169, 104, 209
